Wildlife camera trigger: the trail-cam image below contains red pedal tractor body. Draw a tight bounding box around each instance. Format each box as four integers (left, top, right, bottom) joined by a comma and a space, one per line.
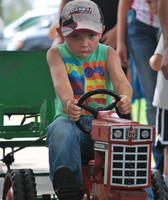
81, 109, 155, 200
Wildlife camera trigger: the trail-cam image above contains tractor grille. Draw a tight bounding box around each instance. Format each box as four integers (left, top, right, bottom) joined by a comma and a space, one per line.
110, 144, 150, 188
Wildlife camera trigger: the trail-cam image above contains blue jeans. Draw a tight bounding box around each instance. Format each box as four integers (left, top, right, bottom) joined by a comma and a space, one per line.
46, 116, 93, 187
127, 9, 164, 172
144, 187, 154, 200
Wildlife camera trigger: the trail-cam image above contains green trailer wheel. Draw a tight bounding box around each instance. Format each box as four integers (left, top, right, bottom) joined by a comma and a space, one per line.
2, 169, 25, 200
2, 169, 37, 200
20, 169, 37, 200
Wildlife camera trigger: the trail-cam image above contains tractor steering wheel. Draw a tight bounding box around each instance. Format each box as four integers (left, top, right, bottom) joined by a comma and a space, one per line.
75, 88, 121, 135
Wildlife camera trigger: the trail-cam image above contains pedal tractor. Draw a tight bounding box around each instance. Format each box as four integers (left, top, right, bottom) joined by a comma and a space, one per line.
76, 89, 155, 200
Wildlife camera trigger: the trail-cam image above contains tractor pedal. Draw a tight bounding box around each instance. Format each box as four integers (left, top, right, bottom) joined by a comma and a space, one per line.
53, 166, 84, 200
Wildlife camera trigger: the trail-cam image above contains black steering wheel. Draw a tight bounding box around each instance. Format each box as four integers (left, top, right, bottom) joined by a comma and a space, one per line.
75, 88, 121, 135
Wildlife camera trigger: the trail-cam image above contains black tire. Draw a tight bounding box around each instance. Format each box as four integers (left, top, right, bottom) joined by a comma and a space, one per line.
165, 186, 168, 200
151, 169, 165, 200
20, 169, 37, 200
2, 169, 25, 200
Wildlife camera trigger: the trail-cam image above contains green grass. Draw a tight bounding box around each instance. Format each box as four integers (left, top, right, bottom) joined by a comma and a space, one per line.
131, 98, 147, 124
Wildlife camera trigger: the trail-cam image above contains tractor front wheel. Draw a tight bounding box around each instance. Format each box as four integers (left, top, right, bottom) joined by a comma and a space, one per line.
151, 169, 165, 200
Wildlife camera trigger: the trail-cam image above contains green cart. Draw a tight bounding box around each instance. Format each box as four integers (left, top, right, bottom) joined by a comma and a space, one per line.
0, 51, 57, 200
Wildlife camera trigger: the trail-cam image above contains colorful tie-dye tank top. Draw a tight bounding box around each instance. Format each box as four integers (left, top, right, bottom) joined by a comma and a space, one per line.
55, 42, 113, 118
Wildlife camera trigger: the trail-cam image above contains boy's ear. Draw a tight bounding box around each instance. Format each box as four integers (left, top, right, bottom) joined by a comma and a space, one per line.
102, 25, 105, 33
56, 27, 64, 40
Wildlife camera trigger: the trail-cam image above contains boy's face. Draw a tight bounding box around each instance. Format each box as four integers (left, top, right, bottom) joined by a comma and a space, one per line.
64, 29, 102, 58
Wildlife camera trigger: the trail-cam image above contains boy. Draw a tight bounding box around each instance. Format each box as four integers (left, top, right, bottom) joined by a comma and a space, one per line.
46, 0, 132, 199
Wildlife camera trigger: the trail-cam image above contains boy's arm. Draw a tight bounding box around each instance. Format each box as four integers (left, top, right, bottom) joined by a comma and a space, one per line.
106, 47, 132, 114
46, 47, 81, 121
158, 0, 168, 79
47, 47, 73, 105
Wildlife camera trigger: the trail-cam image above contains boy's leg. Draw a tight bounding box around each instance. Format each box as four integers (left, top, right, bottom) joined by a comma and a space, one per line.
46, 117, 84, 186
46, 116, 93, 199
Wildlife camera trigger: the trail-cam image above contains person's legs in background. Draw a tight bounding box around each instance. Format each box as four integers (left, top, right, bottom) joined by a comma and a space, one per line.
127, 11, 164, 171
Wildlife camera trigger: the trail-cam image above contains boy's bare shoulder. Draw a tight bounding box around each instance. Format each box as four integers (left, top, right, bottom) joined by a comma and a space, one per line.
47, 46, 61, 60
47, 46, 59, 55
107, 46, 117, 53
107, 46, 119, 57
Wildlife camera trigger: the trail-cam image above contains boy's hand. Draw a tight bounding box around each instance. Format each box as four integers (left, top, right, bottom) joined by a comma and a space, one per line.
116, 95, 132, 115
66, 99, 81, 121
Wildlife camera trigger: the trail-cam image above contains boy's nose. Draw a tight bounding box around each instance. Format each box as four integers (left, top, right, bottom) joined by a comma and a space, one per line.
81, 38, 89, 45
